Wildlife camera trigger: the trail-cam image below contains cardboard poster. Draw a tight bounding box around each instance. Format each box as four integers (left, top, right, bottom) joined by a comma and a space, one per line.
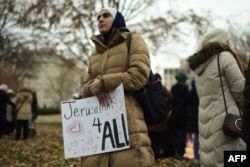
61, 84, 130, 159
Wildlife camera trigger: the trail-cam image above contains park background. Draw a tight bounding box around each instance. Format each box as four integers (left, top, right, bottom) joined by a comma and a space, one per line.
1, 0, 250, 166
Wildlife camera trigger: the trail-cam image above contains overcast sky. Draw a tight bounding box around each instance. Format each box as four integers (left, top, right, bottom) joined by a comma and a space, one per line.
148, 0, 250, 72
168, 0, 249, 16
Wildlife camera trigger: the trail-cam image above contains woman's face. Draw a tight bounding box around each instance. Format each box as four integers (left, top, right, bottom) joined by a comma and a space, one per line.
97, 9, 114, 35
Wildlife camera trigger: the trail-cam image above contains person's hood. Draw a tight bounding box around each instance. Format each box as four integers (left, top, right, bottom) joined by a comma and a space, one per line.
201, 28, 230, 47
175, 71, 187, 84
188, 27, 243, 76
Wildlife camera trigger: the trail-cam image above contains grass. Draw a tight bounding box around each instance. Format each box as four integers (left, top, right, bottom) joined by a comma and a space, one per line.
0, 122, 80, 167
0, 122, 199, 167
39, 122, 62, 129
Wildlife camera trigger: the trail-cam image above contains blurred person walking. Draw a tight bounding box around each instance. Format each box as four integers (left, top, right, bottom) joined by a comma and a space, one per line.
81, 7, 154, 167
188, 27, 246, 167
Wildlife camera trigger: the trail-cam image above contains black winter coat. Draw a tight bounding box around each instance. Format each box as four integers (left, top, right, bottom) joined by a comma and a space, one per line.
169, 83, 189, 130
187, 86, 199, 133
242, 60, 250, 144
0, 90, 15, 120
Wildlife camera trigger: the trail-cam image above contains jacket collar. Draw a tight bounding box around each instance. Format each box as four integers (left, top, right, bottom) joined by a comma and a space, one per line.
91, 28, 130, 53
188, 42, 243, 75
188, 42, 226, 71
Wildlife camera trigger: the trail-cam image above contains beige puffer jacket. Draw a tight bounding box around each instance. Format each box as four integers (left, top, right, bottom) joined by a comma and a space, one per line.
16, 88, 33, 120
82, 28, 154, 167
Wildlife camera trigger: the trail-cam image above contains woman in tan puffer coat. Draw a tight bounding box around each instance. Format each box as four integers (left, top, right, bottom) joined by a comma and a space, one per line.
15, 87, 33, 140
188, 28, 246, 167
81, 7, 154, 167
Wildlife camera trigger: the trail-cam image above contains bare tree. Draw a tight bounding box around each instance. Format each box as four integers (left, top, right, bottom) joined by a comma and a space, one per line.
15, 0, 214, 63
0, 0, 41, 88
15, 0, 154, 67
133, 9, 212, 54
0, 0, 39, 60
1, 0, 216, 86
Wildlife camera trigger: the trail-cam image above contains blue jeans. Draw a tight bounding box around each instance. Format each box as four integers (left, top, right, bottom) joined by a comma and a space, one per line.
193, 132, 200, 161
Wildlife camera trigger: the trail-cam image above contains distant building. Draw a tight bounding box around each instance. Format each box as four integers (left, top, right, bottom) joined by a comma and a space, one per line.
162, 59, 193, 90
23, 48, 86, 109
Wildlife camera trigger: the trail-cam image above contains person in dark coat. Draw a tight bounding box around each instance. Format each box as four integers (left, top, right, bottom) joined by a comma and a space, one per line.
31, 92, 38, 121
147, 73, 174, 159
242, 59, 250, 150
0, 84, 15, 138
153, 73, 174, 110
169, 71, 189, 162
187, 77, 200, 163
29, 91, 38, 138
6, 89, 16, 135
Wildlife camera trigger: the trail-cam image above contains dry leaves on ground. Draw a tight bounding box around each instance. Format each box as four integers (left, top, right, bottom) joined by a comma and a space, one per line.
0, 123, 199, 167
0, 123, 80, 167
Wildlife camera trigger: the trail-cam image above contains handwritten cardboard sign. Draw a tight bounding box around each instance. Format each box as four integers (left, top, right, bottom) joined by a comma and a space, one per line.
61, 84, 130, 159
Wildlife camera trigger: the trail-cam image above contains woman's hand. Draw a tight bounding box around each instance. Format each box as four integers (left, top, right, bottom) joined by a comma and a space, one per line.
89, 79, 102, 95
89, 79, 112, 106
96, 92, 112, 106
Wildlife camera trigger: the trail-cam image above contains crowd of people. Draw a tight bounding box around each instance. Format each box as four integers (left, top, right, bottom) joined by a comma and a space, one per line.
1, 5, 250, 167
147, 72, 200, 164
149, 27, 248, 166
0, 84, 38, 141
79, 6, 250, 167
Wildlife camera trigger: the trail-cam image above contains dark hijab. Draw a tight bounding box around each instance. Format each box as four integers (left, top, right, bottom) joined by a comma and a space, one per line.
103, 10, 126, 43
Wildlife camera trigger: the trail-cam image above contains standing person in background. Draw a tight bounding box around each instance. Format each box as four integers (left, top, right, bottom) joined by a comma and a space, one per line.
15, 87, 34, 141
29, 91, 38, 138
169, 71, 189, 162
154, 74, 176, 158
153, 73, 174, 114
0, 84, 15, 138
6, 89, 16, 135
31, 92, 38, 121
81, 7, 154, 167
187, 77, 200, 164
188, 27, 246, 167
242, 59, 250, 150
147, 73, 174, 159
